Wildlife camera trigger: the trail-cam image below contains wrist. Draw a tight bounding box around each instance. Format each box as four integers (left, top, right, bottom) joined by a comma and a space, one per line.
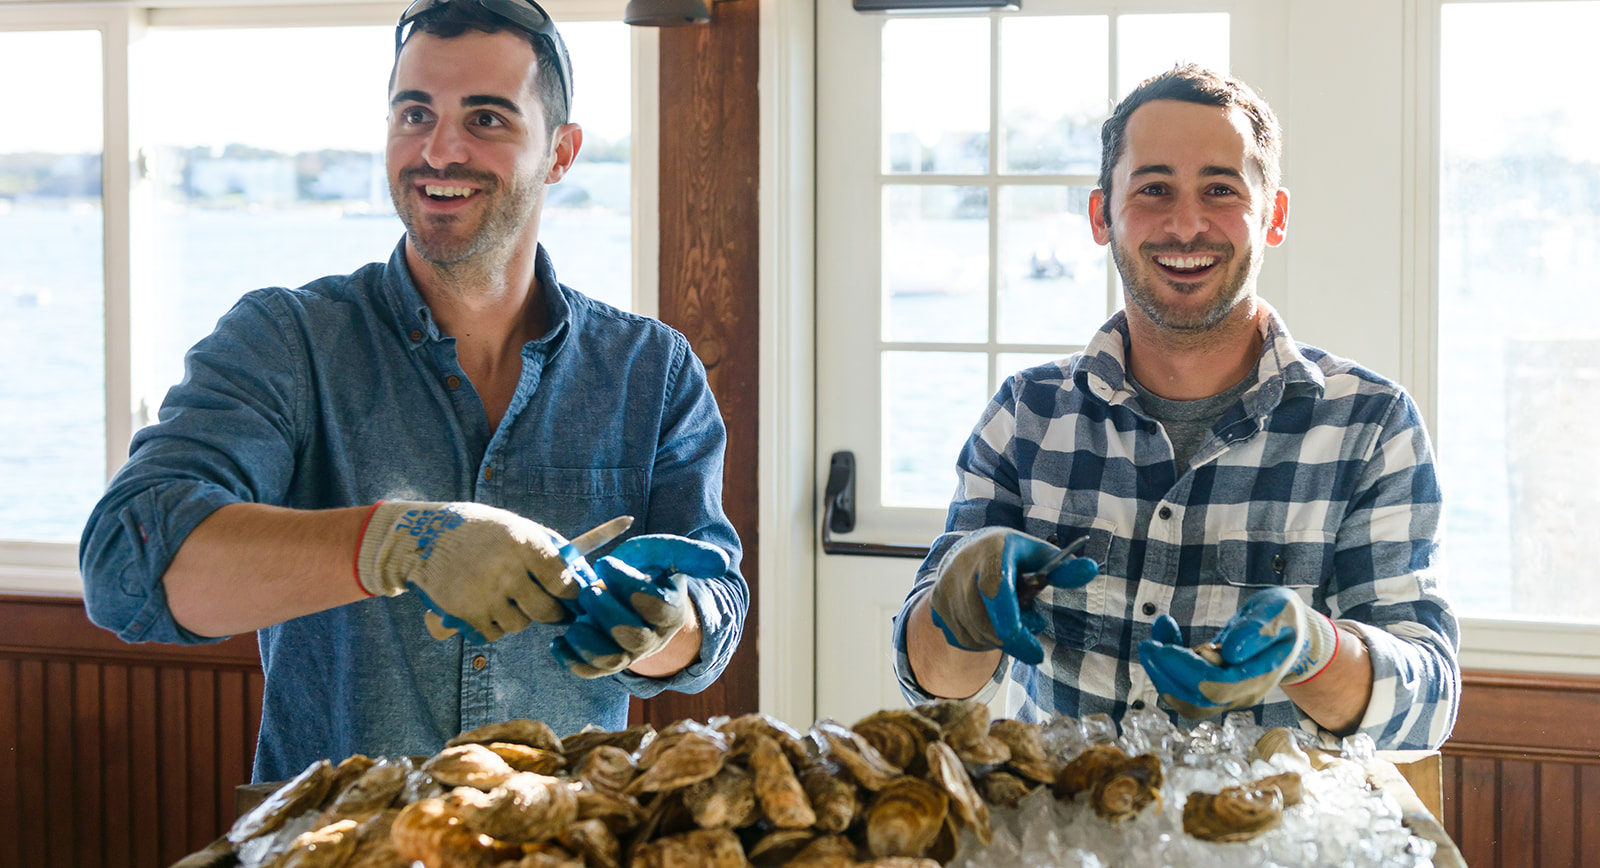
355, 500, 448, 597
1282, 613, 1339, 686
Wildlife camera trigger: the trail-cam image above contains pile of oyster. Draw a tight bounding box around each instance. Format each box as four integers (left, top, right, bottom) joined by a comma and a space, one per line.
177, 702, 1399, 868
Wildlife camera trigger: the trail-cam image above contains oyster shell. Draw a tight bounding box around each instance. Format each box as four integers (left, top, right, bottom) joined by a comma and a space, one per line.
681, 763, 758, 829
319, 755, 376, 809
1253, 771, 1304, 807
554, 818, 620, 868
976, 769, 1034, 809
814, 721, 899, 791
785, 832, 859, 867
484, 742, 566, 776
423, 743, 517, 790
851, 709, 942, 774
274, 818, 360, 868
746, 827, 816, 864
1052, 744, 1162, 822
449, 772, 578, 842
1183, 783, 1285, 842
626, 730, 729, 795
560, 723, 654, 768
448, 718, 563, 753
572, 782, 645, 834
390, 796, 523, 868
511, 841, 584, 867
341, 809, 402, 868
800, 763, 860, 833
628, 827, 748, 868
1250, 727, 1314, 770
574, 745, 637, 793
325, 759, 411, 821
987, 719, 1054, 784
228, 759, 336, 844
864, 776, 948, 858
925, 740, 992, 845
717, 713, 813, 770
912, 699, 1009, 766
741, 731, 817, 828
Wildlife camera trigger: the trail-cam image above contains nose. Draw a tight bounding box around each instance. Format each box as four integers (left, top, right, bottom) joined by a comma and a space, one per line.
421, 121, 469, 169
1163, 193, 1209, 242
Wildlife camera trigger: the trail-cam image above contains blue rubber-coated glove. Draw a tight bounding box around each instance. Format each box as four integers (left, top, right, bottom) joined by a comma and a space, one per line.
1138, 587, 1339, 718
928, 527, 1100, 666
355, 501, 580, 643
550, 535, 731, 679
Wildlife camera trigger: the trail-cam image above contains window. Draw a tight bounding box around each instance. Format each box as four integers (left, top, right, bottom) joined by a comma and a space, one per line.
1437, 1, 1600, 625
0, 2, 650, 591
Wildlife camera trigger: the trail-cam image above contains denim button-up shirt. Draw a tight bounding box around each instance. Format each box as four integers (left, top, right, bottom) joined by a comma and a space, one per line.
81, 241, 748, 781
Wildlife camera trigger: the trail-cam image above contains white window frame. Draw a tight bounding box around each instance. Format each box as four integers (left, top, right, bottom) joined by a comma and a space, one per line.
0, 0, 658, 594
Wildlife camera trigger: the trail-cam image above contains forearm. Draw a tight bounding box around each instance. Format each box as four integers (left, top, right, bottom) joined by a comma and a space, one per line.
1282, 623, 1372, 734
164, 502, 372, 637
906, 594, 1004, 699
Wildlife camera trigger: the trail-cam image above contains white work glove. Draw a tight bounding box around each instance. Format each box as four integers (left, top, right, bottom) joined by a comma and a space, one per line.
355, 501, 580, 643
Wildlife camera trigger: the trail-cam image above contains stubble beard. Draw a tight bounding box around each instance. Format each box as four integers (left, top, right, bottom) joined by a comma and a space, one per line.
1109, 226, 1261, 334
391, 165, 545, 272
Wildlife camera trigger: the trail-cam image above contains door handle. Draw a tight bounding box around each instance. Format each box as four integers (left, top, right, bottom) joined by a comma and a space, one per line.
820, 450, 931, 559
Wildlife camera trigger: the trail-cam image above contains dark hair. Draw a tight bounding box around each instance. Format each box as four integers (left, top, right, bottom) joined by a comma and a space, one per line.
392, 0, 571, 133
1098, 63, 1282, 200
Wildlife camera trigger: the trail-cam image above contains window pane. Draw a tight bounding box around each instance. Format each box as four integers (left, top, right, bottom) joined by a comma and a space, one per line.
997, 185, 1106, 344
138, 23, 634, 415
528, 21, 633, 311
883, 351, 988, 507
882, 18, 989, 175
1116, 13, 1229, 96
883, 185, 989, 343
0, 30, 104, 543
1000, 16, 1107, 174
140, 26, 401, 411
1439, 1, 1600, 623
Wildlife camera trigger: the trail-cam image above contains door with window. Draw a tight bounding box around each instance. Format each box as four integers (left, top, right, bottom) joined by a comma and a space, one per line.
815, 0, 1287, 722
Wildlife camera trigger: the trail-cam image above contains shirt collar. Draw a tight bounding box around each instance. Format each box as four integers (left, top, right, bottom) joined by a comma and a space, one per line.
381, 239, 574, 356
1073, 300, 1325, 411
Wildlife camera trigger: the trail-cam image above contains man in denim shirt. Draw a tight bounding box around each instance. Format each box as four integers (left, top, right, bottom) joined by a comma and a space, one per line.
895, 66, 1459, 751
80, 0, 747, 781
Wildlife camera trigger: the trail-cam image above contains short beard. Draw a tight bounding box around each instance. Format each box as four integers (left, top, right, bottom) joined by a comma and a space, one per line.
390, 165, 544, 270
1108, 226, 1259, 333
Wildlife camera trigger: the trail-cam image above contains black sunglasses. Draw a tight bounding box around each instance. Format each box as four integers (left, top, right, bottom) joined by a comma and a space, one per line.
395, 0, 573, 118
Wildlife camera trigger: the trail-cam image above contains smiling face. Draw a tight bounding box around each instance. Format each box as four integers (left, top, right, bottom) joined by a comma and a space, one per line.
386, 29, 577, 270
1089, 99, 1288, 334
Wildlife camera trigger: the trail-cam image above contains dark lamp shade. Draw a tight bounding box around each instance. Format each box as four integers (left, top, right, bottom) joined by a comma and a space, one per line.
624, 0, 710, 26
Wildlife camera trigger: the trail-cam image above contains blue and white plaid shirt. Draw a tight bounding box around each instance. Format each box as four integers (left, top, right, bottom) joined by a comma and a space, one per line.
892, 305, 1460, 751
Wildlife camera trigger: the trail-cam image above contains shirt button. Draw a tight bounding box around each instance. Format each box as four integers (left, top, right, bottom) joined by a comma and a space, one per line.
1158, 505, 1173, 520
483, 466, 495, 481
1272, 554, 1286, 573
1046, 532, 1061, 546
446, 375, 461, 390
409, 329, 423, 342
1142, 602, 1157, 616
1131, 699, 1146, 710
472, 655, 487, 670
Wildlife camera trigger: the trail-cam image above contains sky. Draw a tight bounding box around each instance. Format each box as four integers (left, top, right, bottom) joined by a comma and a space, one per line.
0, 20, 633, 155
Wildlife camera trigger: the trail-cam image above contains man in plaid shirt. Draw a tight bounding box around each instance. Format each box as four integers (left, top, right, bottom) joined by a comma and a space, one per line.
892, 65, 1459, 751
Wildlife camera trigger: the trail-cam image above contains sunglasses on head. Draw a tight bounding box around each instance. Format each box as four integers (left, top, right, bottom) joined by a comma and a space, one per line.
395, 0, 573, 117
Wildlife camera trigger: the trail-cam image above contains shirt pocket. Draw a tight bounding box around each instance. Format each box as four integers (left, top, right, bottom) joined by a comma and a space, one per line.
521, 465, 648, 545
1199, 529, 1332, 630
1024, 512, 1117, 652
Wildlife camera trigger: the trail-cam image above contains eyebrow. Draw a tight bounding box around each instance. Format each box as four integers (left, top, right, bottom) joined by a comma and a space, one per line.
388, 91, 523, 117
1128, 163, 1248, 182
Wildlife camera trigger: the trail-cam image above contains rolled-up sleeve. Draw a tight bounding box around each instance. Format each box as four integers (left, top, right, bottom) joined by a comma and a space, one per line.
80, 291, 303, 645
614, 336, 748, 697
1330, 391, 1460, 750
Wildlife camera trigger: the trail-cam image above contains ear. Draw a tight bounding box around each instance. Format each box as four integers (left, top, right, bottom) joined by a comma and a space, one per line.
1089, 188, 1112, 246
544, 123, 584, 184
1265, 187, 1290, 247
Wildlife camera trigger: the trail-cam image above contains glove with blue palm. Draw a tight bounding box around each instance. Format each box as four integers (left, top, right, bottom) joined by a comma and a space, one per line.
928, 527, 1099, 666
1137, 586, 1339, 718
550, 535, 731, 679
